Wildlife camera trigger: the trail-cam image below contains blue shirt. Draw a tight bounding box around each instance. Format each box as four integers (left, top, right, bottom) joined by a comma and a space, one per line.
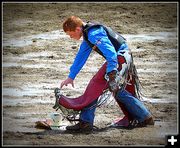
68, 26, 128, 80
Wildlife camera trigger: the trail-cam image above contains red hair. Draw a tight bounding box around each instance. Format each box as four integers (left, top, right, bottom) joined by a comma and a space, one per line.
63, 16, 83, 32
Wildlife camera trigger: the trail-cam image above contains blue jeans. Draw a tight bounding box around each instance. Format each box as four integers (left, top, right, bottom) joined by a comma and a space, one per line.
80, 99, 98, 124
115, 89, 151, 122
80, 89, 151, 124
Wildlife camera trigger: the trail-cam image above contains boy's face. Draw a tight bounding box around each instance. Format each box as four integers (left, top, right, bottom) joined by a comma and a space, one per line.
66, 27, 82, 40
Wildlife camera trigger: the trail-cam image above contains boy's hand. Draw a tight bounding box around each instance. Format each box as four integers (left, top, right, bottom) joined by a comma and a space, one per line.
60, 78, 74, 88
107, 70, 119, 94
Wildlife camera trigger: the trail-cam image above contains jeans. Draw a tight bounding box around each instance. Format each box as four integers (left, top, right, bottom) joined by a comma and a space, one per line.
80, 89, 151, 124
115, 89, 151, 122
80, 99, 98, 124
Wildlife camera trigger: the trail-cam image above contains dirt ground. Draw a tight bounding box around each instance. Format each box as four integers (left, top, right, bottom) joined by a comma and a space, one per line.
2, 2, 178, 147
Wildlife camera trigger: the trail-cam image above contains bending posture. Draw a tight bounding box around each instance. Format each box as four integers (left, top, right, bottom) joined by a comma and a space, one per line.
58, 16, 154, 132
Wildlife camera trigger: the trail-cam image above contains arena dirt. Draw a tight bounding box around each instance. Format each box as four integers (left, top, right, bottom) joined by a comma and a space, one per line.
2, 2, 178, 146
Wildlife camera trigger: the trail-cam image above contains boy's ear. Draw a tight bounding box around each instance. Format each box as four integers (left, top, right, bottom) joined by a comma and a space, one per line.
76, 27, 82, 32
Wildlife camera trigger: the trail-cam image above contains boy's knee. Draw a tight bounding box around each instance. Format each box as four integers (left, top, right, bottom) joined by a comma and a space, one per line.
116, 89, 127, 102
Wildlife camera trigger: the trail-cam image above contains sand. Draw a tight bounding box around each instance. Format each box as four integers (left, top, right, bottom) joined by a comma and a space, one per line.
2, 2, 178, 146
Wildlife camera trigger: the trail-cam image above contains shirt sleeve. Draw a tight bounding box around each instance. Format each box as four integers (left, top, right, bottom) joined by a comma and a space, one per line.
68, 40, 92, 80
88, 26, 118, 74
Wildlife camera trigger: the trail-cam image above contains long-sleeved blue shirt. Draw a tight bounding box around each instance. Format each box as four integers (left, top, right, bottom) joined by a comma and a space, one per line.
68, 26, 128, 80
